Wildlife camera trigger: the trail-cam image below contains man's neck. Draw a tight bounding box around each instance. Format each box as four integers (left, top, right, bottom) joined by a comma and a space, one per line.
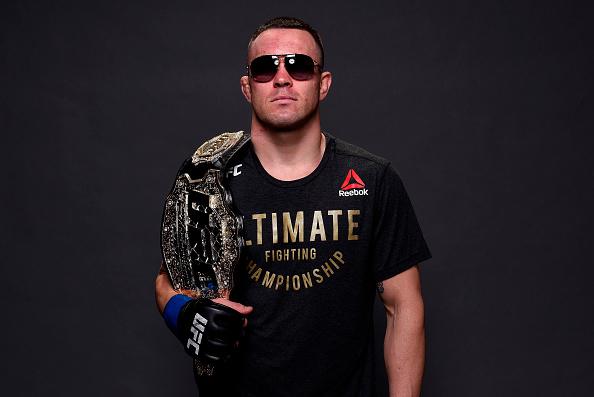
250, 119, 326, 182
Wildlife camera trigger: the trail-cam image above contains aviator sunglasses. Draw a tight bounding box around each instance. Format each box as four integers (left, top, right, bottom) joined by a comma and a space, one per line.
247, 54, 321, 83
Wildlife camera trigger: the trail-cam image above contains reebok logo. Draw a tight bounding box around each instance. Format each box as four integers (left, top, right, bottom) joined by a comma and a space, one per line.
186, 312, 208, 356
339, 169, 368, 196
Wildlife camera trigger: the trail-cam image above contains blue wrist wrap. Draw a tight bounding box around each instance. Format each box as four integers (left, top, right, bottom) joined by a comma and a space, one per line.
163, 294, 192, 335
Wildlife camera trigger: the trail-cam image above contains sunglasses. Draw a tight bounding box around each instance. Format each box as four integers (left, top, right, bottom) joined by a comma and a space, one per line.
247, 54, 321, 83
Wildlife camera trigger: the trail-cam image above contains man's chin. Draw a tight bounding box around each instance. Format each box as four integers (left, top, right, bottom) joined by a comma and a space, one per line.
255, 112, 316, 132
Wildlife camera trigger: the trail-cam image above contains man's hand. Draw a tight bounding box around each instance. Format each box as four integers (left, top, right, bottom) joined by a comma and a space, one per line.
156, 264, 253, 362
174, 297, 250, 362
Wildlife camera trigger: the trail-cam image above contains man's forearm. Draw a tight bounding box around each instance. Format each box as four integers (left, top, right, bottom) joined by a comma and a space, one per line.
384, 300, 425, 397
155, 264, 178, 314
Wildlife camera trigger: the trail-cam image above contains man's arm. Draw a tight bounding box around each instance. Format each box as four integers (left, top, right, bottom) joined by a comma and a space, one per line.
378, 265, 425, 397
155, 263, 181, 314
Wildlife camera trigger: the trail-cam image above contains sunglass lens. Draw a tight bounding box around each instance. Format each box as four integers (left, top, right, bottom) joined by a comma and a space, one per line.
250, 56, 277, 83
286, 54, 316, 80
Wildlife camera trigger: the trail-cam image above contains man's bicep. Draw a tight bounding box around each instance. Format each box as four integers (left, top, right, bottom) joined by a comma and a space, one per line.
377, 265, 423, 315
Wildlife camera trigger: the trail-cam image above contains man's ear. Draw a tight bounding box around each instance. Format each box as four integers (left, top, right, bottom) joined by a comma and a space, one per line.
240, 76, 252, 103
319, 71, 332, 102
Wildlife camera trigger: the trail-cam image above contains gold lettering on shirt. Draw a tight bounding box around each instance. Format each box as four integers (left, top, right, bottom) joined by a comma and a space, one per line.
282, 211, 304, 243
275, 274, 284, 290
244, 210, 359, 245
329, 257, 340, 270
309, 210, 327, 242
252, 213, 266, 245
246, 260, 256, 274
262, 271, 275, 288
264, 248, 316, 263
313, 268, 324, 284
320, 262, 334, 277
250, 267, 262, 282
271, 212, 278, 244
327, 210, 343, 241
347, 209, 360, 241
292, 275, 301, 291
302, 272, 313, 288
245, 251, 347, 292
333, 250, 344, 264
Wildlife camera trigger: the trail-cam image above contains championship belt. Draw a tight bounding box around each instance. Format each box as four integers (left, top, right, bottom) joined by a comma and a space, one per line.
160, 131, 250, 376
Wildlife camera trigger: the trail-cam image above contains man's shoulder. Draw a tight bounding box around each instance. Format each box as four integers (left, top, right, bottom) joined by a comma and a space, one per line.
330, 134, 390, 169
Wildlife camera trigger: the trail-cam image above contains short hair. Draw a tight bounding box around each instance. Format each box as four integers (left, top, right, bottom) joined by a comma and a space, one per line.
247, 16, 325, 69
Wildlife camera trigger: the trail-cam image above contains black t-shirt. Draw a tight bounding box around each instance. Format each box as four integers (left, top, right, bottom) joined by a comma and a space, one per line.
197, 133, 431, 397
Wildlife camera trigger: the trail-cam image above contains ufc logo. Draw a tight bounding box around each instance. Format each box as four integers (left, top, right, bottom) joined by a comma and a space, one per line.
227, 164, 242, 177
186, 313, 208, 355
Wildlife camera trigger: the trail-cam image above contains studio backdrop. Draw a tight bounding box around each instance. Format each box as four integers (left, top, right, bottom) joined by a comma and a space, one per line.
2, 1, 592, 396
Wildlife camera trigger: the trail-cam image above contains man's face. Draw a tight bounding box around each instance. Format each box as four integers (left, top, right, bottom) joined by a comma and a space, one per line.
241, 28, 331, 131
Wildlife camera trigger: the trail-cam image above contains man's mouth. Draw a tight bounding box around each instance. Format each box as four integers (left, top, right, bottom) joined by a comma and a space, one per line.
271, 95, 296, 102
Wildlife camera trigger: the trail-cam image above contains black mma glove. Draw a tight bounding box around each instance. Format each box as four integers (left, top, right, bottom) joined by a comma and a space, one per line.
163, 294, 244, 363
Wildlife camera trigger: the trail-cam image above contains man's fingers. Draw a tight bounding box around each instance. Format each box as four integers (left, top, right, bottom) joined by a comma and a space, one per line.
212, 298, 254, 316
177, 288, 200, 299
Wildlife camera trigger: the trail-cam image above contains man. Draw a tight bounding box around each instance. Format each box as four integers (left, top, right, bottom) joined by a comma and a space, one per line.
156, 17, 431, 397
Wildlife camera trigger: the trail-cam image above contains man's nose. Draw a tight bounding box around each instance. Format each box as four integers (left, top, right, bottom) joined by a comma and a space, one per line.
273, 60, 292, 88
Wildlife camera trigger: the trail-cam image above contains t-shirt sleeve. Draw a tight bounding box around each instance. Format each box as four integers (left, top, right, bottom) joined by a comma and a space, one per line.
371, 164, 432, 281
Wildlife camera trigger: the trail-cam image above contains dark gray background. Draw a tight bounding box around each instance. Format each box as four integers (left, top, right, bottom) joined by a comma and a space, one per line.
2, 0, 593, 396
